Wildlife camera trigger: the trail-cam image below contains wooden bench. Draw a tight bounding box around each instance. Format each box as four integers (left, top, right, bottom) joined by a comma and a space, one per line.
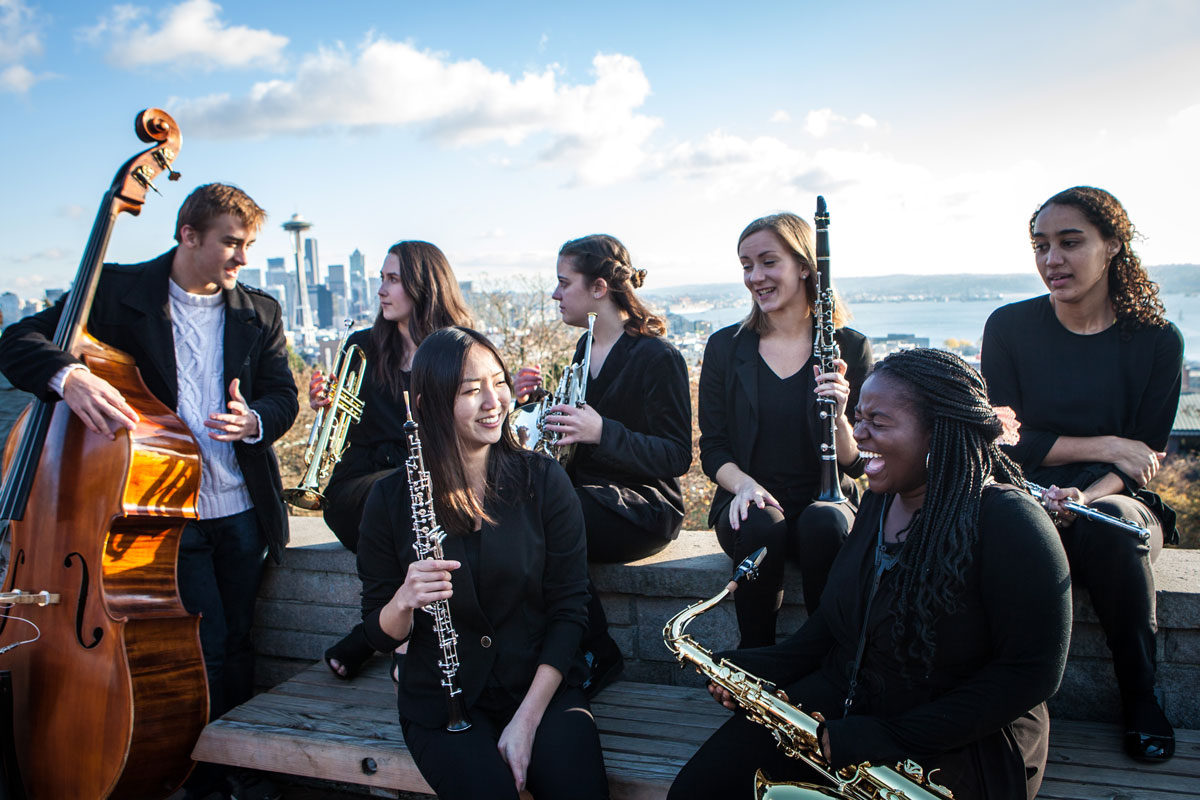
193, 656, 1200, 799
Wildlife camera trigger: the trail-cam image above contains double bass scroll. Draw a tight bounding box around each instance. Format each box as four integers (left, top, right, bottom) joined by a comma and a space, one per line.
0, 108, 205, 800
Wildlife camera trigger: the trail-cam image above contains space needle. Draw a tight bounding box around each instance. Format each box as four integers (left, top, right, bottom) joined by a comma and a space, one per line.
282, 213, 318, 349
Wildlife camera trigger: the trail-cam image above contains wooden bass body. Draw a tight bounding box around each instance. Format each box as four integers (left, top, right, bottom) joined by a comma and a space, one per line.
0, 332, 207, 799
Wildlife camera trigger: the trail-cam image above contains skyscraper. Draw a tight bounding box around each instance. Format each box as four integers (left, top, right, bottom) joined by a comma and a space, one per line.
304, 238, 320, 287
349, 249, 367, 314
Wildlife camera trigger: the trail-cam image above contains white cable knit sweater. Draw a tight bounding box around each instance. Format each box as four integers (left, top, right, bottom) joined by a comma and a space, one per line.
168, 279, 253, 519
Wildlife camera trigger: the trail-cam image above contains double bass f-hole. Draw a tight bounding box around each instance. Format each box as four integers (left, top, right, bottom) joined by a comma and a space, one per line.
64, 552, 102, 649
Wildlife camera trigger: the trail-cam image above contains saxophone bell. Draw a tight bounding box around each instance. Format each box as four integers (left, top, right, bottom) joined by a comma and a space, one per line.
283, 320, 366, 510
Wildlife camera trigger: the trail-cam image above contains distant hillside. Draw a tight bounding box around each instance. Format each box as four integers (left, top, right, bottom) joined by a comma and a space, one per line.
648, 264, 1200, 300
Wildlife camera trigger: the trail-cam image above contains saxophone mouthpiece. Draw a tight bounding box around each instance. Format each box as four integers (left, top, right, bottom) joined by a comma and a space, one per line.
731, 547, 767, 587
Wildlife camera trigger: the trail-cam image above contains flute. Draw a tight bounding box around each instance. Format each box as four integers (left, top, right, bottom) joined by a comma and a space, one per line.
1025, 481, 1150, 544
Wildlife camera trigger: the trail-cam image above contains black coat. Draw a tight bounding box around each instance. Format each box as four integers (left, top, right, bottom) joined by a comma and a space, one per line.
567, 331, 691, 541
0, 249, 299, 560
697, 323, 872, 527
357, 453, 590, 729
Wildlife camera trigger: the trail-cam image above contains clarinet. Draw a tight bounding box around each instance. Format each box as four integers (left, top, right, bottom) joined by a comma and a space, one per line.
1025, 481, 1151, 544
402, 392, 472, 733
814, 196, 847, 503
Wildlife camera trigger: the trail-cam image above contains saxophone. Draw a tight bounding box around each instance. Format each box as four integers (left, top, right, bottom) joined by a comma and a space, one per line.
662, 548, 954, 800
402, 392, 471, 733
508, 311, 596, 466
813, 197, 846, 504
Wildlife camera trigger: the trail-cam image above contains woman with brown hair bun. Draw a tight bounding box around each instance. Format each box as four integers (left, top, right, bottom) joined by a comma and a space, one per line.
311, 240, 473, 679
514, 234, 692, 697
698, 212, 872, 649
982, 186, 1184, 762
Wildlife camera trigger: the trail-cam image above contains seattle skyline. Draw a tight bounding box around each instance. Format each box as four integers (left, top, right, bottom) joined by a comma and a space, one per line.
1, 0, 1198, 299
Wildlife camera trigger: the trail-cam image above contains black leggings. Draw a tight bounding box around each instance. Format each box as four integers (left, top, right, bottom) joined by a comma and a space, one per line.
401, 686, 609, 800
715, 500, 853, 648
322, 467, 395, 553
1058, 494, 1163, 704
577, 489, 673, 655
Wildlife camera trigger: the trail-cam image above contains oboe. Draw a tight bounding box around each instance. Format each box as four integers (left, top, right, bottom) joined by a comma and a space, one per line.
403, 392, 471, 733
814, 196, 847, 503
1025, 481, 1151, 544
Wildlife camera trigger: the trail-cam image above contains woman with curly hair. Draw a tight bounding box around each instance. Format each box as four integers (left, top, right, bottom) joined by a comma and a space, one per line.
670, 348, 1072, 800
981, 186, 1185, 762
513, 234, 692, 696
311, 240, 473, 679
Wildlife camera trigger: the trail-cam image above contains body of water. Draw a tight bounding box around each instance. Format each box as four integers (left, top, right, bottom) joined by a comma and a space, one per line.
684, 293, 1200, 359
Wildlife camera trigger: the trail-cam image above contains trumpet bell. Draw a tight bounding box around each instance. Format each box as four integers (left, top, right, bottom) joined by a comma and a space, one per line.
282, 486, 325, 511
509, 402, 545, 452
754, 770, 841, 800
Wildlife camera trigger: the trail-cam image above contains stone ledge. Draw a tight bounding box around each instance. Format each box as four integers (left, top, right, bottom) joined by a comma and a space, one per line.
282, 517, 1200, 625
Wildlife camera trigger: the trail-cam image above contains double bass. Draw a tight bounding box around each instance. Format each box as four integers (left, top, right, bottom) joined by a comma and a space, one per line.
0, 109, 207, 799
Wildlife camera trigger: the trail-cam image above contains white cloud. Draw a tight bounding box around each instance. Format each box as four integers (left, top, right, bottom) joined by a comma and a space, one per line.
82, 0, 288, 71
770, 109, 790, 123
0, 62, 32, 92
171, 37, 661, 186
804, 108, 878, 138
9, 246, 67, 264
0, 0, 47, 93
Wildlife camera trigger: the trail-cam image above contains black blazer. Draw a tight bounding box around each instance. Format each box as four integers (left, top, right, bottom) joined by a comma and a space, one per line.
568, 331, 691, 541
357, 452, 589, 729
0, 249, 299, 560
697, 323, 872, 527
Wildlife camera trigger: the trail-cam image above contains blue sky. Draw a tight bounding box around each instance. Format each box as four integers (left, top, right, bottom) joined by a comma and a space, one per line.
2, 0, 1198, 300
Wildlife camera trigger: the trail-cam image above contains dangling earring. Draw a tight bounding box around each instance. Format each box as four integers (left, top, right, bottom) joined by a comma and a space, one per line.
925, 452, 931, 471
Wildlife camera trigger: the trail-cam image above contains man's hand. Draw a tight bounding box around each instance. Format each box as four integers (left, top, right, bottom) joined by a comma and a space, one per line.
205, 378, 260, 441
61, 369, 139, 440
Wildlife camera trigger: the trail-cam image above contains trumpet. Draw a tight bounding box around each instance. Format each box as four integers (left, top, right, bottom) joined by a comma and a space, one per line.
283, 320, 366, 510
663, 548, 954, 800
508, 311, 596, 466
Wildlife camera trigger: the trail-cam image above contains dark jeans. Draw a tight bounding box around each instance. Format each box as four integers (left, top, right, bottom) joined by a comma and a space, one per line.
715, 500, 853, 648
1058, 494, 1163, 706
401, 686, 609, 800
178, 508, 268, 720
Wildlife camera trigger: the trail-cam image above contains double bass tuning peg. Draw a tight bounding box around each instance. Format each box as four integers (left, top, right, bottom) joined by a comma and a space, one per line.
153, 147, 182, 181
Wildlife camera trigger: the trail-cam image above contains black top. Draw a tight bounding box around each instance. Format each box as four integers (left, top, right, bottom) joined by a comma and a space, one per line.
748, 354, 819, 503
723, 487, 1071, 794
328, 329, 411, 482
698, 323, 872, 526
0, 249, 299, 560
566, 331, 692, 541
981, 296, 1183, 531
357, 451, 589, 728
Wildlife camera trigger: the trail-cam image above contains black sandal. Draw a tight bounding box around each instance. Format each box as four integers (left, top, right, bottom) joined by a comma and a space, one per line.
324, 623, 375, 680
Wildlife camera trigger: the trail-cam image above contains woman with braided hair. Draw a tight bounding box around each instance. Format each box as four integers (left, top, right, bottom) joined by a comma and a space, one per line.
513, 234, 692, 696
670, 348, 1072, 800
982, 186, 1184, 762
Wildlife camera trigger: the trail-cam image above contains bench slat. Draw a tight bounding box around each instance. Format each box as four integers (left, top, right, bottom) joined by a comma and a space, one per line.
194, 662, 1200, 800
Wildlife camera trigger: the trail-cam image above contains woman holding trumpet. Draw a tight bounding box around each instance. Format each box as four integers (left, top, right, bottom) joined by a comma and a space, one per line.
513, 234, 692, 696
357, 327, 608, 800
981, 186, 1184, 762
670, 348, 1072, 800
311, 240, 472, 679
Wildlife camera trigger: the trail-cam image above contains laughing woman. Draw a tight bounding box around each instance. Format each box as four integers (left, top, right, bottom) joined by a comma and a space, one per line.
513, 234, 692, 695
356, 327, 608, 800
698, 212, 871, 648
981, 186, 1184, 762
312, 241, 472, 679
670, 349, 1072, 800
